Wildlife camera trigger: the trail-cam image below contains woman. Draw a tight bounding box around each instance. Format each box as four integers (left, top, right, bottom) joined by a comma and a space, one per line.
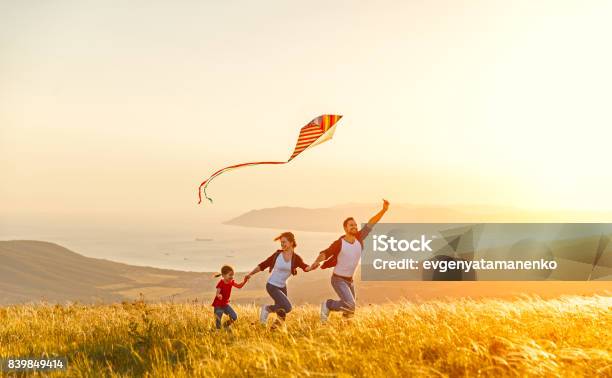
245, 231, 317, 325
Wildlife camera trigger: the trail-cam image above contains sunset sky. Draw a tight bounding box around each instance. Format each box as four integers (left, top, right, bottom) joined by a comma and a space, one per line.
1, 0, 611, 229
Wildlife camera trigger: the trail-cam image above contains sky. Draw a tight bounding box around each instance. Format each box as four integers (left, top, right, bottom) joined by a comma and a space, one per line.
1, 0, 612, 230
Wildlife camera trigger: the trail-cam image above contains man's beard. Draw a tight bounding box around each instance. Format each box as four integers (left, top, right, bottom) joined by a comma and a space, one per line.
349, 229, 359, 236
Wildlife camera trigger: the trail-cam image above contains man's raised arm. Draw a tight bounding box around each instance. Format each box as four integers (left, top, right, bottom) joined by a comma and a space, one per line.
366, 199, 390, 228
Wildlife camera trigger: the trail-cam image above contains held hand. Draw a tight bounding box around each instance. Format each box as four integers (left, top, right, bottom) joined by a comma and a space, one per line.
382, 199, 390, 211
216, 294, 223, 300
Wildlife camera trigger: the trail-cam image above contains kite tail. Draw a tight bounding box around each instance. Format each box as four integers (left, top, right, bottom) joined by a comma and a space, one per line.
198, 180, 214, 204
197, 161, 288, 204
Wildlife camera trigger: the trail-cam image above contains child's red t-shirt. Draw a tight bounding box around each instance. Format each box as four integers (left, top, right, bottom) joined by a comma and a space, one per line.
212, 279, 235, 307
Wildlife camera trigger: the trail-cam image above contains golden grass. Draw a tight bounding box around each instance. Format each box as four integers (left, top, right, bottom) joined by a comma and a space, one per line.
0, 295, 610, 377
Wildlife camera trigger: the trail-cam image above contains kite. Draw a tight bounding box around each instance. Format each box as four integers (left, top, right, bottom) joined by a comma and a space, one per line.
198, 114, 343, 204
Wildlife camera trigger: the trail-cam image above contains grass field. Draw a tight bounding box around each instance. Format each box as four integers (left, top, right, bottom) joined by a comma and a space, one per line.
1, 295, 611, 377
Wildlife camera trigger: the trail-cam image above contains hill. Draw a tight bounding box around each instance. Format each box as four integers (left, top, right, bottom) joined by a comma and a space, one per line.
0, 240, 207, 305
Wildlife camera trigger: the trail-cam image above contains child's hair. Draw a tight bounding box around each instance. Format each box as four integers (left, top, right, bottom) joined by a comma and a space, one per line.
213, 265, 234, 278
274, 231, 297, 248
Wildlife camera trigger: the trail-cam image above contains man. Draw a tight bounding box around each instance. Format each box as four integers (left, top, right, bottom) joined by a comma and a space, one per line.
310, 199, 390, 322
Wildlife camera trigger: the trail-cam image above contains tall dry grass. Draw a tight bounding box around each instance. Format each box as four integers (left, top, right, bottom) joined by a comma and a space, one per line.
0, 295, 610, 377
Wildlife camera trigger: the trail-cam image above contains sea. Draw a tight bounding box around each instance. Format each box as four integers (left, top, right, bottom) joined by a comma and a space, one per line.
0, 222, 337, 272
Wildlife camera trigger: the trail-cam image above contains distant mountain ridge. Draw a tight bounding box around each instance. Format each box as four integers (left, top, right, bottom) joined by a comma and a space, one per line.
225, 203, 612, 232
224, 204, 470, 232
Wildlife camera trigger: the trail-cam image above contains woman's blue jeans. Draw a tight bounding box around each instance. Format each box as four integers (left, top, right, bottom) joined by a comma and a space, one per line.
266, 282, 292, 320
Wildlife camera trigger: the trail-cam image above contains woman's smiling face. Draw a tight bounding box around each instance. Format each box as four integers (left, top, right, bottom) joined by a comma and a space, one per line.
280, 237, 292, 251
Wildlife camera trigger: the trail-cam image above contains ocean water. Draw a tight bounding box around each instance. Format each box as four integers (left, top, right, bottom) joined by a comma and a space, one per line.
0, 223, 337, 272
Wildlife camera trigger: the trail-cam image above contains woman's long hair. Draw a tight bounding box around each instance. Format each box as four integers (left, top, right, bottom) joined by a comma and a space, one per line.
274, 231, 297, 248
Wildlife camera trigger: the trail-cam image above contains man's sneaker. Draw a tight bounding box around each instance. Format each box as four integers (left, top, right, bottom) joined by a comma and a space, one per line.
320, 301, 330, 323
260, 305, 270, 324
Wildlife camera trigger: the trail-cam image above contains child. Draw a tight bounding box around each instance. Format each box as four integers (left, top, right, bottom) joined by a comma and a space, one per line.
212, 265, 248, 329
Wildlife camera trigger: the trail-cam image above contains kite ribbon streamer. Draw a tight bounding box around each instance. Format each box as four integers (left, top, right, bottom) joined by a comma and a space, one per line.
198, 114, 343, 204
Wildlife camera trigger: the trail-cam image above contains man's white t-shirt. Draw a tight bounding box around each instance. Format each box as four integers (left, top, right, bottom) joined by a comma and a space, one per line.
333, 238, 362, 277
267, 253, 292, 288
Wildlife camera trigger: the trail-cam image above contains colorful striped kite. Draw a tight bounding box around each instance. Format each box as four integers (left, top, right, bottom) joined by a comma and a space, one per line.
198, 114, 343, 204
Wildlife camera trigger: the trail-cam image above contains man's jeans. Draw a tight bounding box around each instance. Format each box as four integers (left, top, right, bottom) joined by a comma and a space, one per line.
266, 282, 292, 320
326, 274, 356, 315
213, 304, 237, 329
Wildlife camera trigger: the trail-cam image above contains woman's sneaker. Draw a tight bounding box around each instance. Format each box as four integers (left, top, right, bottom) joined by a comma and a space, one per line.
270, 318, 286, 331
260, 305, 270, 324
320, 301, 330, 323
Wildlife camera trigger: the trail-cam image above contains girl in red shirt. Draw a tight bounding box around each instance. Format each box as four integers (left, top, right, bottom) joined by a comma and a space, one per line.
212, 265, 248, 329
